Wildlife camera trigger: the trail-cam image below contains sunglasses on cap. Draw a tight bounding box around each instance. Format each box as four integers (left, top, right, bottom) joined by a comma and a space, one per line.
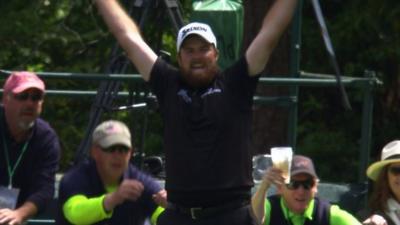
286, 179, 315, 190
389, 166, 400, 176
13, 92, 44, 102
101, 145, 130, 153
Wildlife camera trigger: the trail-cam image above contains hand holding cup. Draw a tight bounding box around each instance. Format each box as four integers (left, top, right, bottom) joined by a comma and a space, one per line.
270, 147, 293, 184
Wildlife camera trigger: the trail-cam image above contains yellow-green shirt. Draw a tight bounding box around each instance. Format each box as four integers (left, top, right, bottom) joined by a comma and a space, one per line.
63, 186, 164, 225
264, 197, 362, 225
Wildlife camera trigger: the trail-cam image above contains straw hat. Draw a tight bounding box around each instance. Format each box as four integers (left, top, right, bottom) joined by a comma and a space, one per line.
367, 140, 400, 181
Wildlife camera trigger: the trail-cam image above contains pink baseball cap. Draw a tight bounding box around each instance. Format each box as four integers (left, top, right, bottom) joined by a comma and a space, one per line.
3, 71, 45, 94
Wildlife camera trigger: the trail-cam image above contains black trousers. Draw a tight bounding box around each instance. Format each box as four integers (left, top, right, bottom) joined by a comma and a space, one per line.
157, 205, 257, 225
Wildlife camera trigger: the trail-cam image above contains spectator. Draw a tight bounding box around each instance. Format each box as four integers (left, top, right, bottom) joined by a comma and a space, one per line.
252, 155, 362, 225
0, 71, 61, 225
362, 140, 400, 225
57, 120, 166, 225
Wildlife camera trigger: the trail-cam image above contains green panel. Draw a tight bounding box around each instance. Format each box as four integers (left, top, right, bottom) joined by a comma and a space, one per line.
191, 0, 243, 69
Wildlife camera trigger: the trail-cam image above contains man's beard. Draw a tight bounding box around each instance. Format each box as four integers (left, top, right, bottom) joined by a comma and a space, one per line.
180, 63, 220, 88
17, 108, 37, 131
17, 120, 34, 131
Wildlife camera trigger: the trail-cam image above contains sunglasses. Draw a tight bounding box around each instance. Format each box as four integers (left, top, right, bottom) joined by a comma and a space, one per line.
101, 145, 130, 153
13, 92, 44, 102
389, 166, 400, 176
286, 179, 315, 190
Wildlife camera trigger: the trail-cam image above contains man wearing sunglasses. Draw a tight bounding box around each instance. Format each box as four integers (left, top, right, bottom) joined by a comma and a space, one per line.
0, 71, 61, 225
252, 155, 362, 225
57, 120, 167, 225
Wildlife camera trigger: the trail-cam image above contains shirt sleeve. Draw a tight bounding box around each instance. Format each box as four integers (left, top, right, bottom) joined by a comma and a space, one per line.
224, 56, 260, 109
150, 206, 165, 225
264, 199, 272, 225
329, 204, 362, 225
127, 164, 162, 196
132, 167, 163, 215
63, 194, 112, 225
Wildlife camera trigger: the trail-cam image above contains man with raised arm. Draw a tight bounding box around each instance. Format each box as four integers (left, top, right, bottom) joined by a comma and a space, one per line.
94, 0, 298, 224
252, 155, 362, 225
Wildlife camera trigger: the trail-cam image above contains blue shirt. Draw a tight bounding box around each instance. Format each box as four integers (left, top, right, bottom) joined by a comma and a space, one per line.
58, 158, 162, 225
0, 106, 61, 212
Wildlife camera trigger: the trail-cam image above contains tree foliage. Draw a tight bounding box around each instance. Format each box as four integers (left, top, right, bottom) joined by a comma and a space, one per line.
298, 0, 400, 182
0, 0, 184, 170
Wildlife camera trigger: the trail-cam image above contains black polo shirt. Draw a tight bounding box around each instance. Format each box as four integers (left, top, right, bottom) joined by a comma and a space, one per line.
149, 57, 259, 207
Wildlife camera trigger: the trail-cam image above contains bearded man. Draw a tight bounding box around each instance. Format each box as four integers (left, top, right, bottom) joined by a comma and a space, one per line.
94, 0, 298, 224
0, 71, 60, 225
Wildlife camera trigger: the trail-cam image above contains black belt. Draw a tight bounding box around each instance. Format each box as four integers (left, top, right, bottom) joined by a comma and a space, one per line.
167, 199, 249, 220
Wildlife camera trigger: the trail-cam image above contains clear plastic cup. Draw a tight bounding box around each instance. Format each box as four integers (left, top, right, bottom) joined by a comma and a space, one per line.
270, 147, 293, 183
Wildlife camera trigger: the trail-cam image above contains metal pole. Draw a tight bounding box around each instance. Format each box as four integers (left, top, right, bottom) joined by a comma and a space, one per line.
358, 70, 375, 210
287, 0, 303, 150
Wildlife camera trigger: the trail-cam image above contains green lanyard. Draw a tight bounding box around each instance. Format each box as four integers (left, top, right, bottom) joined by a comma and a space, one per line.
2, 132, 29, 189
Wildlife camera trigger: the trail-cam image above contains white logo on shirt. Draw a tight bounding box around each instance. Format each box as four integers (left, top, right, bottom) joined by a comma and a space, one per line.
177, 87, 222, 103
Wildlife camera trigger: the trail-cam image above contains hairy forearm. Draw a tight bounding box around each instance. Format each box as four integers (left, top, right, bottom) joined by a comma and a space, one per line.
94, 0, 146, 59
95, 0, 141, 38
246, 0, 299, 75
261, 0, 299, 48
94, 0, 157, 81
251, 181, 270, 224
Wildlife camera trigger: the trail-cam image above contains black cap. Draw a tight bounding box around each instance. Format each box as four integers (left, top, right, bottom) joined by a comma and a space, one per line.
291, 155, 318, 179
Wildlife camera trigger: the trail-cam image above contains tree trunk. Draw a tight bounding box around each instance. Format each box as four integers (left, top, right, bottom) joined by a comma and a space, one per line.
243, 0, 293, 155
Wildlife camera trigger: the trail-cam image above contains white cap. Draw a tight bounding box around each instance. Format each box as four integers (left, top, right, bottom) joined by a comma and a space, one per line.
176, 22, 217, 52
92, 120, 132, 149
